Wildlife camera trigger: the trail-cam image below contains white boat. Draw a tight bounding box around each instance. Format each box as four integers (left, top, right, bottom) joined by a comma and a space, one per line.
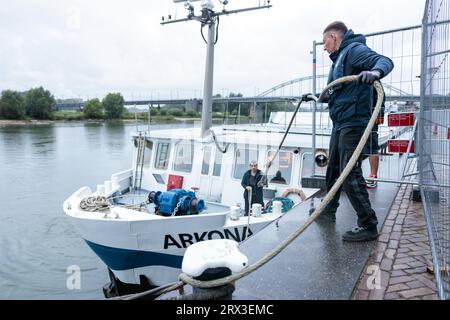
63, 113, 330, 295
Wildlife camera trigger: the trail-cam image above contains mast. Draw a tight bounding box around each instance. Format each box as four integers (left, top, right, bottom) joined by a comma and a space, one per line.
200, 9, 216, 139
162, 0, 272, 138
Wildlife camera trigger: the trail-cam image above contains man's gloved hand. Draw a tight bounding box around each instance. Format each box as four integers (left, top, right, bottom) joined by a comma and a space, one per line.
301, 94, 316, 102
358, 70, 381, 84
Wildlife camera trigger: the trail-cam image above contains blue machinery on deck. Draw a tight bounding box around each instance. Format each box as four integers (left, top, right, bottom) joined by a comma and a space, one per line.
148, 189, 205, 217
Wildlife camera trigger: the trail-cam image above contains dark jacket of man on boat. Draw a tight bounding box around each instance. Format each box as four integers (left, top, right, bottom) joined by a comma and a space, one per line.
241, 169, 264, 216
326, 29, 394, 130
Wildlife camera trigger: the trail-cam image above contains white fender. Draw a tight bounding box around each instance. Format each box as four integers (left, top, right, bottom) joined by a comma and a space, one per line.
181, 240, 248, 278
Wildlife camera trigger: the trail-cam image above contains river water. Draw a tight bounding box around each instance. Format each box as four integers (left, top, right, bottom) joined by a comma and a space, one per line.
0, 121, 193, 299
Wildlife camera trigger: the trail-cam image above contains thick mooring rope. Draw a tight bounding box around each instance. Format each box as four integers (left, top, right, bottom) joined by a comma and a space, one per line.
261, 97, 305, 184
178, 76, 384, 289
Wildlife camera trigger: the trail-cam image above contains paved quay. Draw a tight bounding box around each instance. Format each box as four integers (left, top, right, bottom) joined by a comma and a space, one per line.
234, 157, 403, 300
352, 184, 439, 300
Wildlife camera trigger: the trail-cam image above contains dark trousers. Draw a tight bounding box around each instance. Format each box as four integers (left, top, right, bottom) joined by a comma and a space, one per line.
324, 127, 378, 230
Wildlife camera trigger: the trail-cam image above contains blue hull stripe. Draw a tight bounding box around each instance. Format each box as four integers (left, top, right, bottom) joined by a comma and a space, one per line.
85, 240, 184, 271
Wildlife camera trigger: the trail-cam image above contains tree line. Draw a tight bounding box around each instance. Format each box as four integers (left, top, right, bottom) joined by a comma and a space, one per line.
0, 88, 127, 120
1, 88, 294, 121
0, 88, 56, 120
82, 94, 126, 119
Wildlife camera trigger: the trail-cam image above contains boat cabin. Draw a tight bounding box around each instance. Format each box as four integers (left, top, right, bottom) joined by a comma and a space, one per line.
132, 119, 332, 207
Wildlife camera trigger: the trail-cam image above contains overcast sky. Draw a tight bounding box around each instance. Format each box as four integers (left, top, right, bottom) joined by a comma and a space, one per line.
0, 0, 425, 100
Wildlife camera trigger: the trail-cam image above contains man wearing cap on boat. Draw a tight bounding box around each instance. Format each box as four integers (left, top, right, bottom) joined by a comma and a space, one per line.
241, 160, 264, 217
302, 21, 394, 242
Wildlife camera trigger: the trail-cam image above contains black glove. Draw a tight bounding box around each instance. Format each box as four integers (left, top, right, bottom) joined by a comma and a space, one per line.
358, 70, 381, 84
301, 94, 316, 102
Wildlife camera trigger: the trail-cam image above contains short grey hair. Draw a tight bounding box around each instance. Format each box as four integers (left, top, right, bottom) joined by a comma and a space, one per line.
323, 21, 348, 38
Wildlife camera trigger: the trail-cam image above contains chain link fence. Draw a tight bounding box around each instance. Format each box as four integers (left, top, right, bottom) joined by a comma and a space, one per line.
419, 0, 450, 300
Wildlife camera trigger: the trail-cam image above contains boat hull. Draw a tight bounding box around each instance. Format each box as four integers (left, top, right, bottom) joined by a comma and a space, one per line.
64, 187, 281, 287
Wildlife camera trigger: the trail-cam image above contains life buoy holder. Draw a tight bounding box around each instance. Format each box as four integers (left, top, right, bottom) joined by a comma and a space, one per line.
281, 188, 306, 202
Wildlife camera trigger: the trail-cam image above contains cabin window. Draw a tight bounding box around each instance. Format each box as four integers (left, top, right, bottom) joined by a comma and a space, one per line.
155, 142, 171, 170
213, 150, 223, 177
174, 142, 194, 173
233, 147, 259, 180
144, 140, 153, 167
202, 146, 212, 175
267, 150, 292, 185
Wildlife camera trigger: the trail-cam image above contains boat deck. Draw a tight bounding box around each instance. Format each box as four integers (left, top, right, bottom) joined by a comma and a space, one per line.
233, 154, 403, 300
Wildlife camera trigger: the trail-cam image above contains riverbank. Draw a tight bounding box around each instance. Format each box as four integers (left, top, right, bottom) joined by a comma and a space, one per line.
0, 118, 191, 126
0, 116, 249, 126
0, 119, 65, 126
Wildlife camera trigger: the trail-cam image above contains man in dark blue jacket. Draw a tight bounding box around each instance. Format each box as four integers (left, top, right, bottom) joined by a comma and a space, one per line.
304, 21, 394, 242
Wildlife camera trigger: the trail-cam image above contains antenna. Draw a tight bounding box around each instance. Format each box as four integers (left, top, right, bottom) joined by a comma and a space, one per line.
163, 1, 272, 25
161, 0, 273, 138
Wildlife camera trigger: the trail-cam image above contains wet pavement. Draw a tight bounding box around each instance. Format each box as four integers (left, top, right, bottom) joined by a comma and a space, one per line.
234, 158, 401, 300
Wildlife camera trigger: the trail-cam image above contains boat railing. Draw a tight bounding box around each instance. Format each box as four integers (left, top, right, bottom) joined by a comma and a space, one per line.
112, 168, 134, 193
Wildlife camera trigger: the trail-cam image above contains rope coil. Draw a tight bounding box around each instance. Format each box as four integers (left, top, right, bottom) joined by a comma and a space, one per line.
178, 76, 384, 289
79, 196, 110, 213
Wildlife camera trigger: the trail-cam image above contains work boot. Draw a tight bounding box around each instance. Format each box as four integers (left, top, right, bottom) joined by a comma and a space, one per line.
342, 226, 378, 242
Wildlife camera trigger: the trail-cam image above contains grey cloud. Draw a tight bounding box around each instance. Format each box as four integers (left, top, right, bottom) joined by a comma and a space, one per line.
0, 0, 425, 99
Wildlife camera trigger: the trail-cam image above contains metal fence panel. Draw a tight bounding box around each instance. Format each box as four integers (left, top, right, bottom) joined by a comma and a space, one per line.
419, 0, 450, 300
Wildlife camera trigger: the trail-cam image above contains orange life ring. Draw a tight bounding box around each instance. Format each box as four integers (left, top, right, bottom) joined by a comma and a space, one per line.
281, 188, 306, 202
